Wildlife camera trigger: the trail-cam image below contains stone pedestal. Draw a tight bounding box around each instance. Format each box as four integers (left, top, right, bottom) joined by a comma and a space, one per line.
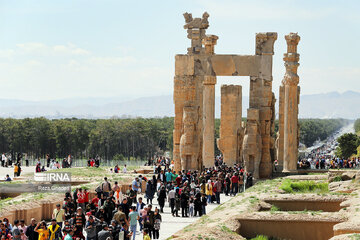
202, 76, 216, 168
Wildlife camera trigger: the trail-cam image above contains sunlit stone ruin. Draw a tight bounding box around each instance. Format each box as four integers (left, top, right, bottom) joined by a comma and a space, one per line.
173, 12, 301, 178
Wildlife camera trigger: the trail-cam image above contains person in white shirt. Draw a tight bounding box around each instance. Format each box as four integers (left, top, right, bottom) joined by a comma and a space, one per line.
1, 153, 5, 167
123, 164, 127, 173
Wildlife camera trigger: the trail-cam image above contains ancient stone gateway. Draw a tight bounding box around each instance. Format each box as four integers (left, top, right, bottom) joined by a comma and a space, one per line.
173, 12, 300, 178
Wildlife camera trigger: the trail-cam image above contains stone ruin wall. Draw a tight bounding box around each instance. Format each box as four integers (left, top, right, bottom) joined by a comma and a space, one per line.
172, 13, 300, 179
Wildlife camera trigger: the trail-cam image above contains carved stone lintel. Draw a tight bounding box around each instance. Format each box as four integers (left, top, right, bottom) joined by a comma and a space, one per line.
255, 32, 278, 55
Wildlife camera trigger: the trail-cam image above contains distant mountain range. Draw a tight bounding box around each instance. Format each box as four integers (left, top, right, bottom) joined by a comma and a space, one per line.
0, 91, 359, 119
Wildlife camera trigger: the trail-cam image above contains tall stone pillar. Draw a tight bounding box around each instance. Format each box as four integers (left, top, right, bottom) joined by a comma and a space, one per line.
253, 32, 278, 178
174, 55, 196, 173
201, 34, 218, 169
277, 86, 285, 171
217, 85, 242, 166
282, 33, 300, 173
202, 75, 216, 168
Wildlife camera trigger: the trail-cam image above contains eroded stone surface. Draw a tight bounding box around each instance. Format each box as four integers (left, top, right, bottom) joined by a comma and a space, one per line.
173, 13, 298, 178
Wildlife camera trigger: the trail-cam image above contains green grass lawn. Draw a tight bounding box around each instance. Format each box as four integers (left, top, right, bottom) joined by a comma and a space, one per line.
280, 179, 329, 194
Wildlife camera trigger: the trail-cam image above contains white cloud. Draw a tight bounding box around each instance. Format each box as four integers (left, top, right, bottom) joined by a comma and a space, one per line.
0, 49, 15, 58
4, 42, 91, 57
53, 44, 90, 56
0, 41, 172, 100
115, 45, 134, 55
26, 60, 43, 67
87, 56, 136, 66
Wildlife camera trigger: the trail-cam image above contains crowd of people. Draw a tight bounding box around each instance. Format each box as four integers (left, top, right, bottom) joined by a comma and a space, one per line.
1, 156, 253, 240
298, 137, 360, 170
298, 157, 360, 170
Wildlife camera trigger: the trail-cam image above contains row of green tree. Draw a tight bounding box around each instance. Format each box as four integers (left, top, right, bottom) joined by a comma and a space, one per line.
298, 118, 348, 147
0, 117, 347, 160
0, 117, 173, 160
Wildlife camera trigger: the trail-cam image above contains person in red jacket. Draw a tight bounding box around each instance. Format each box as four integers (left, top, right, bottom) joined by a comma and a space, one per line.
84, 190, 89, 209
230, 173, 239, 196
77, 189, 85, 210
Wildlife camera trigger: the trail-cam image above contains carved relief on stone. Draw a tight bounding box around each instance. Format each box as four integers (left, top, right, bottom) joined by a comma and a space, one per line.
180, 105, 198, 170
183, 12, 209, 29
243, 108, 262, 179
173, 12, 286, 176
275, 131, 280, 161
237, 126, 245, 165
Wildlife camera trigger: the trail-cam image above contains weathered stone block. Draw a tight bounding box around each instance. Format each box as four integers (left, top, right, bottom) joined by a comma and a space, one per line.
247, 108, 260, 121
175, 55, 195, 75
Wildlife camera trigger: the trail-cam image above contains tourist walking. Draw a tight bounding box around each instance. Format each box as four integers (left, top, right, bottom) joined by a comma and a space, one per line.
231, 173, 239, 196
153, 208, 162, 240
168, 187, 176, 216
18, 220, 27, 240
34, 221, 49, 240
143, 205, 154, 238
52, 204, 65, 228
180, 189, 189, 217
48, 219, 62, 240
136, 197, 145, 231
25, 219, 38, 240
145, 180, 155, 205
157, 186, 166, 213
205, 180, 213, 203
214, 178, 222, 204
101, 177, 111, 198
12, 220, 21, 240
128, 206, 139, 240
84, 216, 98, 240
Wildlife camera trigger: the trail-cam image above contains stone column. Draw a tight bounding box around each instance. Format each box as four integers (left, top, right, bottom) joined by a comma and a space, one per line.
282, 33, 300, 173
217, 85, 242, 166
173, 75, 185, 173
202, 75, 216, 168
173, 55, 195, 173
201, 34, 218, 169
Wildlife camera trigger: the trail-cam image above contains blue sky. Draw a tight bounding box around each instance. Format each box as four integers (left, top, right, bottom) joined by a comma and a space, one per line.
0, 0, 359, 101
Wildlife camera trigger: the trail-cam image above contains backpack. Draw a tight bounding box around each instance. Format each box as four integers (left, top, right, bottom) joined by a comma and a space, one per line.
95, 185, 102, 193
